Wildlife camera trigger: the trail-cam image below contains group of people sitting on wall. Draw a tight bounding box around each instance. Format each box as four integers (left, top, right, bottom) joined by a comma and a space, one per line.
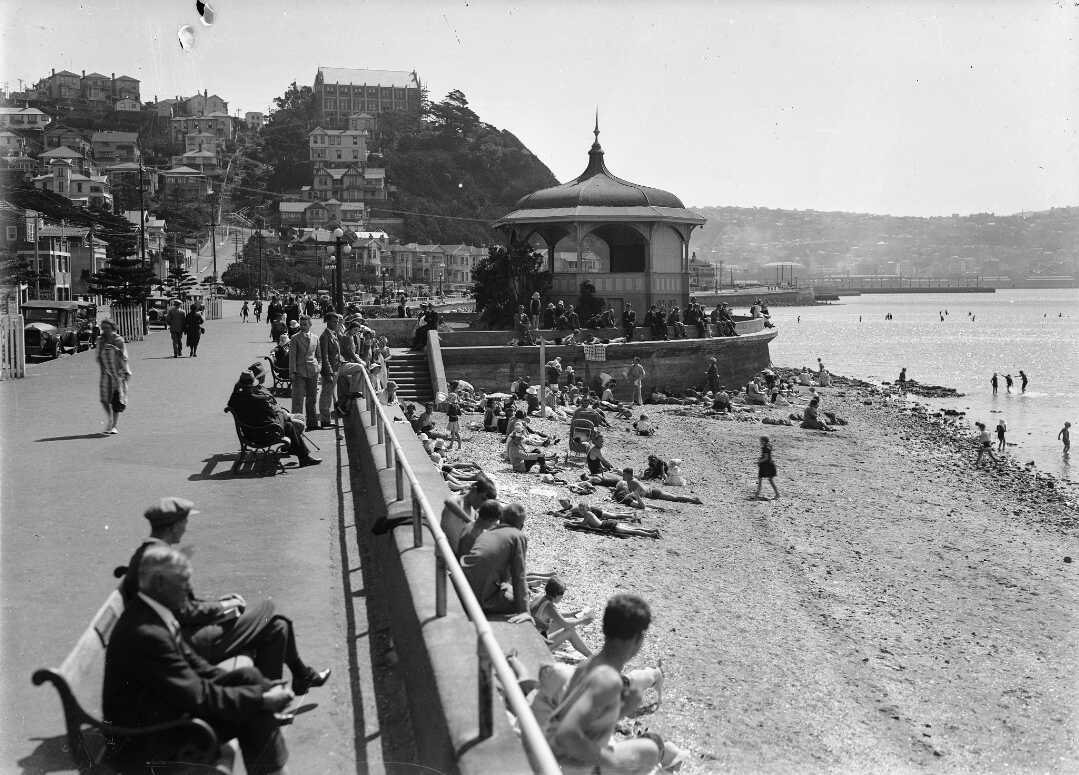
508, 294, 749, 346
101, 497, 332, 774
442, 476, 688, 773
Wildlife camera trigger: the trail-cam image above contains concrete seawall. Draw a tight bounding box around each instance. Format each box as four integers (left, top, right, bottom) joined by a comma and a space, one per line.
441, 328, 778, 401
342, 401, 546, 774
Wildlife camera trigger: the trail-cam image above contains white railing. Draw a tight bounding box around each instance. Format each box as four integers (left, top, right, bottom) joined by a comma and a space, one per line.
354, 365, 561, 775
1, 314, 26, 380
110, 304, 145, 342
206, 296, 222, 321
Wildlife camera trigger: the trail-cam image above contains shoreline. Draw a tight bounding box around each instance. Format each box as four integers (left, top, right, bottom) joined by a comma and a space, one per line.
432, 370, 1078, 773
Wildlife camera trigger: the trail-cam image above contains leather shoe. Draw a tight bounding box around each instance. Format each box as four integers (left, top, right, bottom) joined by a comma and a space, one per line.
298, 456, 322, 467
293, 666, 331, 695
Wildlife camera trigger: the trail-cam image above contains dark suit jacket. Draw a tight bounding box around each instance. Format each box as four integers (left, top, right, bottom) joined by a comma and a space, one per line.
121, 539, 225, 628
227, 387, 287, 431
103, 597, 264, 732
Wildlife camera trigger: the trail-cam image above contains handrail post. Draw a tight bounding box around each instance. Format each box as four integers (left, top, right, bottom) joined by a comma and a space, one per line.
435, 551, 447, 618
394, 458, 404, 501
386, 433, 395, 471
412, 497, 423, 548
477, 639, 493, 740
376, 409, 384, 446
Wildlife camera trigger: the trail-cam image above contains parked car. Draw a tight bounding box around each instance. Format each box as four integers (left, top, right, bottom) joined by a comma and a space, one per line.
146, 297, 174, 328
21, 300, 97, 358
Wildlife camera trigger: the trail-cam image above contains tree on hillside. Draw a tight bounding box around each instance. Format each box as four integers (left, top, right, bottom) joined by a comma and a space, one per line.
472, 242, 551, 327
258, 82, 318, 194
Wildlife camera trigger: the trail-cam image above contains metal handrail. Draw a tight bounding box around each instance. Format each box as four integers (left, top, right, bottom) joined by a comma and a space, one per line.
354, 366, 562, 775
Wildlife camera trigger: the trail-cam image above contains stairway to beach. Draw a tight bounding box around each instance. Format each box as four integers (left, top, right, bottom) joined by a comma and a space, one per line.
387, 348, 434, 403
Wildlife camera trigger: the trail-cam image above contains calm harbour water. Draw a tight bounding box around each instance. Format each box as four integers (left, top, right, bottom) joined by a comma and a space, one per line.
766, 288, 1079, 482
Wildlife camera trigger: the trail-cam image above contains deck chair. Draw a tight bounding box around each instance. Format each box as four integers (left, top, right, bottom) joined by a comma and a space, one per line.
566, 418, 596, 464
224, 406, 291, 473
264, 355, 292, 397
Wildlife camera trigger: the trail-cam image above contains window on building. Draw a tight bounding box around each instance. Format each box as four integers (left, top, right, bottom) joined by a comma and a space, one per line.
5, 226, 17, 241
336, 151, 341, 160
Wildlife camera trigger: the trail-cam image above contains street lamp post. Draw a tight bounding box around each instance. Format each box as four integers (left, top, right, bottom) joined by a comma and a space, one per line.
381, 267, 388, 299
327, 227, 351, 313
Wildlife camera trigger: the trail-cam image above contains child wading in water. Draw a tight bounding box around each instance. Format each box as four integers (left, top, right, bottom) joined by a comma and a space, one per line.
755, 436, 779, 500
1060, 421, 1072, 455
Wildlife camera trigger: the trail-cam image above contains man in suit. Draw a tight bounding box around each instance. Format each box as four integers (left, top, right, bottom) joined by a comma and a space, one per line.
165, 300, 187, 358
288, 315, 320, 431
120, 498, 329, 695
105, 545, 293, 774
621, 303, 637, 342
317, 312, 342, 428
228, 368, 320, 467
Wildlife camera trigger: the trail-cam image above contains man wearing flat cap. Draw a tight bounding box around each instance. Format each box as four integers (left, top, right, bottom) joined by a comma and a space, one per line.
120, 498, 330, 697
228, 368, 320, 467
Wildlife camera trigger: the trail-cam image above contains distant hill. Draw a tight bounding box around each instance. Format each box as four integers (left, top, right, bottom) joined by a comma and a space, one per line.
688, 205, 1079, 278
375, 90, 559, 245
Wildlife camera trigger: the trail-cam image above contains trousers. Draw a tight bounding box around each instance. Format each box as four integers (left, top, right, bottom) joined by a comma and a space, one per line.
169, 330, 183, 356
291, 375, 318, 427
319, 372, 336, 422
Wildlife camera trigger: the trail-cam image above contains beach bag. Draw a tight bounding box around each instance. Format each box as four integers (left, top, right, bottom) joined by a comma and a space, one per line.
111, 390, 127, 413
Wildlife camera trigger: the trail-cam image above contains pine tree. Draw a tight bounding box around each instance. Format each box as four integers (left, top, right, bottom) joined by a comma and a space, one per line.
472, 242, 551, 327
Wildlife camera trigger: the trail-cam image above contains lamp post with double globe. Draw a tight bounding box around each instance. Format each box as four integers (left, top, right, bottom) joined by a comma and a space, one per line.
326, 227, 351, 313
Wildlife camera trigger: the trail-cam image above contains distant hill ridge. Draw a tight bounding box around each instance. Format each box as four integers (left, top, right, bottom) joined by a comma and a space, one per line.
688, 205, 1079, 278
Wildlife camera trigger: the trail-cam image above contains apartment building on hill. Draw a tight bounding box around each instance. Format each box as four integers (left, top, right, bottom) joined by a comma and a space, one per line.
313, 66, 422, 128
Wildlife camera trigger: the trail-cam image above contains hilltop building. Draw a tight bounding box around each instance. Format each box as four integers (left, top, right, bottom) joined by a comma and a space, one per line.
31, 69, 140, 106
0, 107, 51, 131
313, 66, 422, 128
494, 120, 705, 315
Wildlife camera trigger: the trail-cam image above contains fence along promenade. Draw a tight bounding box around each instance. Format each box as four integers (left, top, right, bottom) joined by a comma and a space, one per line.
1, 313, 26, 379
353, 364, 562, 775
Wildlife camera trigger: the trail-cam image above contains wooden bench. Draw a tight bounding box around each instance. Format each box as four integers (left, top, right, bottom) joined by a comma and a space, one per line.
224, 406, 291, 473
33, 589, 242, 774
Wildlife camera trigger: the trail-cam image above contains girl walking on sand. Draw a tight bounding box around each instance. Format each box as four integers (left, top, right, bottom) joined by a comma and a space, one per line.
755, 436, 780, 500
974, 422, 996, 466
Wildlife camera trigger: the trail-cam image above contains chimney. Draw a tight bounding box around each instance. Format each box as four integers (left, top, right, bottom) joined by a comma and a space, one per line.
51, 68, 55, 76
82, 70, 85, 77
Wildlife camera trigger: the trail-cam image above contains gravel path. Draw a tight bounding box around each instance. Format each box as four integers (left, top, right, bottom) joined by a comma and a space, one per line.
427, 375, 1078, 774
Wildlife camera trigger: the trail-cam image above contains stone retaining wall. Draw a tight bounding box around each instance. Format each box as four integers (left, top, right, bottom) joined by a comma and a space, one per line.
441, 329, 777, 401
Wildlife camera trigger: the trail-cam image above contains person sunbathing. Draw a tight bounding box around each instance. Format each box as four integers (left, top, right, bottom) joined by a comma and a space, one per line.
613, 467, 702, 508
585, 433, 614, 476
557, 502, 663, 540
633, 414, 655, 436
527, 577, 595, 657
711, 390, 732, 413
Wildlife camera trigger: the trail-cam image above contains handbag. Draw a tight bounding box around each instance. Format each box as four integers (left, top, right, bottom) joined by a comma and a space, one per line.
111, 389, 127, 413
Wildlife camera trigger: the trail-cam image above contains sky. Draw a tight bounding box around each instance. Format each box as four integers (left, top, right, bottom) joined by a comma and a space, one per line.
2, 0, 1076, 217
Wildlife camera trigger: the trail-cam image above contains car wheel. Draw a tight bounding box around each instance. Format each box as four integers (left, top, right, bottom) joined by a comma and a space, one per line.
51, 341, 62, 359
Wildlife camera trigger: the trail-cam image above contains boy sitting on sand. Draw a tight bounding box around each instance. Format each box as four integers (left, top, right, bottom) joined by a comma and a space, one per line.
528, 577, 595, 658
633, 414, 655, 436
544, 594, 684, 772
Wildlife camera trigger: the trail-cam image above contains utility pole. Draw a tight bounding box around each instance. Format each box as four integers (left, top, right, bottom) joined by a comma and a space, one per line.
257, 223, 263, 298
138, 160, 147, 270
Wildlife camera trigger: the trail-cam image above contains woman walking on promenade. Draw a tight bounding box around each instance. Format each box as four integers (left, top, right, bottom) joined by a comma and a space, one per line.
974, 422, 996, 466
240, 300, 249, 322
184, 303, 205, 357
754, 436, 779, 500
95, 318, 131, 435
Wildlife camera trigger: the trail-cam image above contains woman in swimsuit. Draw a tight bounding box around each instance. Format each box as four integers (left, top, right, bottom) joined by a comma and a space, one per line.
585, 433, 613, 475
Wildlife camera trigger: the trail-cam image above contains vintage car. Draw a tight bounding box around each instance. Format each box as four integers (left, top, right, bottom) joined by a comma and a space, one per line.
21, 300, 97, 358
146, 297, 174, 328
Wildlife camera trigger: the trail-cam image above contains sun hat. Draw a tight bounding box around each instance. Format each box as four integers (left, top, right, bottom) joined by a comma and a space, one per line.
237, 371, 255, 385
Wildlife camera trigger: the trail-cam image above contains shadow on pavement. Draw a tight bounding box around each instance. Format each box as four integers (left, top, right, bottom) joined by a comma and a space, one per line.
35, 433, 108, 442
188, 454, 289, 480
16, 734, 76, 774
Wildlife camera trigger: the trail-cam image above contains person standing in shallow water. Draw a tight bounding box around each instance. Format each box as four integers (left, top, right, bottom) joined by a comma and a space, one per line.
1059, 422, 1071, 456
991, 372, 999, 395
1019, 370, 1028, 393
755, 436, 779, 500
995, 419, 1007, 452
1005, 373, 1014, 393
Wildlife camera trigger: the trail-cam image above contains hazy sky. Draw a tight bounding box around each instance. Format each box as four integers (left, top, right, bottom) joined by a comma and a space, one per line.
2, 0, 1076, 216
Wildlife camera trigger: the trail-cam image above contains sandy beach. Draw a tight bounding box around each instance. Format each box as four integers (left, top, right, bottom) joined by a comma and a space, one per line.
434, 372, 1078, 774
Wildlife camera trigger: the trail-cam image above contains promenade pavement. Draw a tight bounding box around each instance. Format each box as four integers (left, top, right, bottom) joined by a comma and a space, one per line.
1, 303, 392, 774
